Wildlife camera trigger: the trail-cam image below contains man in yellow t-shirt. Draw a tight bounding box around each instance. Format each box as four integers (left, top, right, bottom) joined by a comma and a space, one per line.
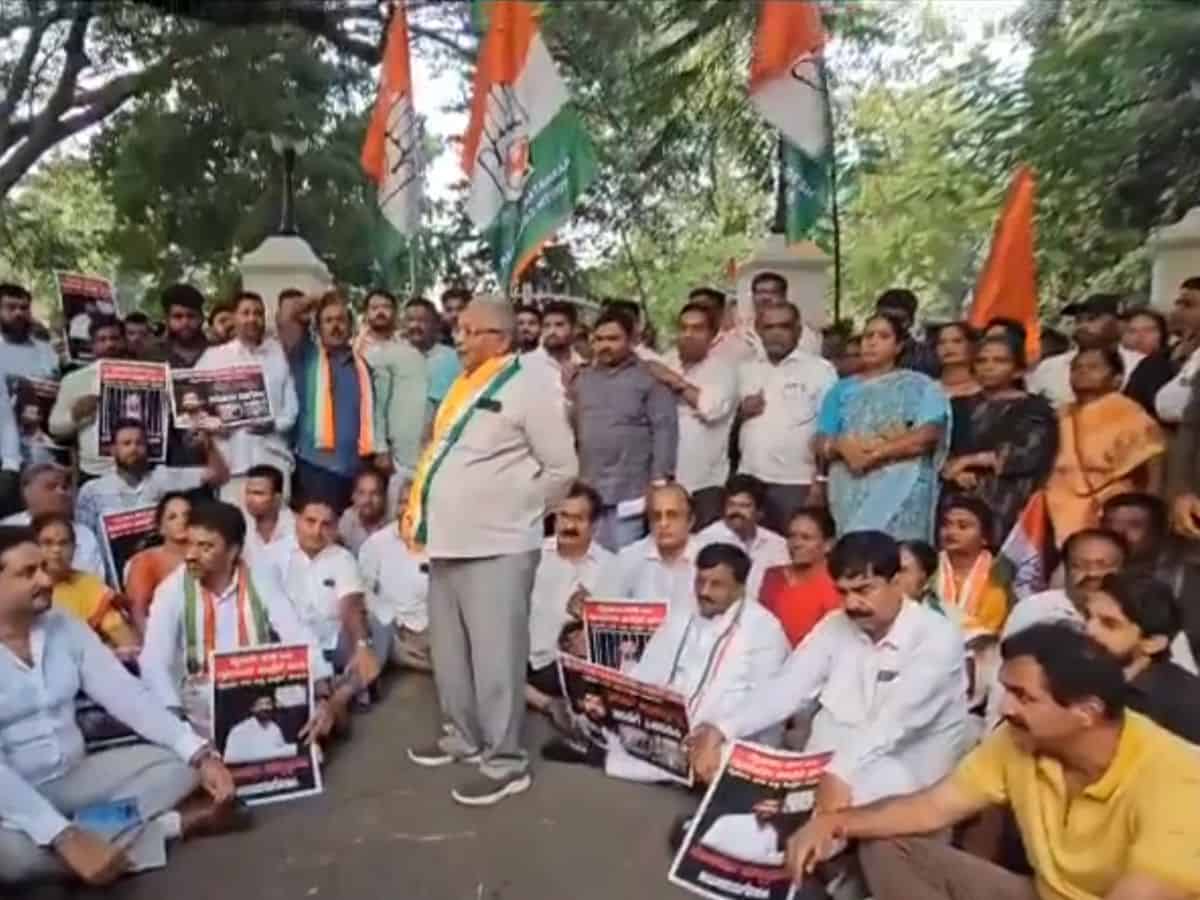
782, 621, 1200, 900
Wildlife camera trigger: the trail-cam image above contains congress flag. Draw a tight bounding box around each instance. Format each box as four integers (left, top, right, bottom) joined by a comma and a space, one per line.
750, 0, 831, 240
462, 0, 597, 286
968, 165, 1039, 362
362, 0, 423, 235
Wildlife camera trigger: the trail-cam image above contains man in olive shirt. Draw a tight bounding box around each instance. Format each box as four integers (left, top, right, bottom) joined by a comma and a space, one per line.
786, 623, 1200, 900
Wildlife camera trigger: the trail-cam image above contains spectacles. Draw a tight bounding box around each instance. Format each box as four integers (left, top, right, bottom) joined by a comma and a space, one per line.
455, 326, 505, 339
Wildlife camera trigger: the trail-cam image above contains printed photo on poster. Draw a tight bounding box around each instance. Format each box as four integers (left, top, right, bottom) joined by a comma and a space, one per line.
582, 599, 667, 670
6, 375, 66, 465
669, 743, 831, 900
58, 272, 116, 362
96, 360, 168, 462
558, 652, 691, 785
99, 506, 158, 590
211, 644, 322, 806
169, 364, 272, 431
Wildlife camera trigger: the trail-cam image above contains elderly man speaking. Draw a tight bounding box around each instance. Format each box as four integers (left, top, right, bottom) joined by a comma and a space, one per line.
404, 296, 578, 806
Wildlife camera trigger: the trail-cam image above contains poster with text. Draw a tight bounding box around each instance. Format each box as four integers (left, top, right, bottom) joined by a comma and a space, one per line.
169, 364, 272, 430
558, 652, 691, 785
582, 599, 667, 671
211, 644, 322, 806
669, 743, 831, 900
97, 360, 168, 462
58, 272, 116, 362
99, 506, 158, 590
6, 375, 67, 463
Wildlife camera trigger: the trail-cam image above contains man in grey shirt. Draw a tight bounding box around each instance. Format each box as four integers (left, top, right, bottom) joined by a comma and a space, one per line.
573, 307, 678, 551
406, 296, 577, 807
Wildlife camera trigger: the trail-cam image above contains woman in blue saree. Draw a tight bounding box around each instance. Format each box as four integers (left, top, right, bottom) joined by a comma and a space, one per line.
816, 313, 951, 541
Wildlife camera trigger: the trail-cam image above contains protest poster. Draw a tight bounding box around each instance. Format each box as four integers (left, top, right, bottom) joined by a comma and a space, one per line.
99, 506, 158, 590
169, 364, 273, 430
6, 375, 66, 464
97, 360, 168, 462
211, 644, 322, 806
558, 652, 691, 785
582, 599, 667, 670
669, 743, 831, 900
58, 272, 117, 362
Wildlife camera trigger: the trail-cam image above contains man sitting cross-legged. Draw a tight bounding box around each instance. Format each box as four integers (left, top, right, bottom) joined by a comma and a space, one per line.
689, 531, 968, 809
139, 500, 348, 743
786, 623, 1200, 900
0, 526, 237, 887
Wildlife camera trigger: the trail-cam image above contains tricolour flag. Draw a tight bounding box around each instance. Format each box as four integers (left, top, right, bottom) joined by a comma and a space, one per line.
461, 0, 597, 286
361, 0, 423, 235
968, 165, 1039, 362
750, 0, 831, 240
990, 491, 1050, 613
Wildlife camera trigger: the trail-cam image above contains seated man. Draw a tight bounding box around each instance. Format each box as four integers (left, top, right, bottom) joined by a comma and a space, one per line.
139, 500, 344, 741
615, 483, 702, 612
695, 474, 788, 601
1, 462, 105, 580
787, 624, 1200, 900
239, 464, 296, 570
526, 481, 619, 713
607, 542, 789, 782
1084, 572, 1200, 743
689, 531, 968, 808
338, 468, 389, 555
276, 496, 391, 701
0, 526, 237, 887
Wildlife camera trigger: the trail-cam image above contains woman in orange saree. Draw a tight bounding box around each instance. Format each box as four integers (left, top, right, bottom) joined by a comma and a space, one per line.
1046, 347, 1166, 545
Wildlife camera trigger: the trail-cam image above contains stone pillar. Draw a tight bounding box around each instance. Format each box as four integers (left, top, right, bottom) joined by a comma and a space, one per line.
238, 235, 332, 333
734, 234, 832, 333
1148, 206, 1200, 308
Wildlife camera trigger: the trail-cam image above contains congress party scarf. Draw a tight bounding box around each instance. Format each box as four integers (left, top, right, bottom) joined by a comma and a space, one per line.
183, 563, 271, 675
307, 341, 377, 457
403, 353, 521, 547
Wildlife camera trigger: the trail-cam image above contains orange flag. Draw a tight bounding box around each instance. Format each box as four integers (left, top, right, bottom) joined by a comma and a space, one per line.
968, 165, 1039, 362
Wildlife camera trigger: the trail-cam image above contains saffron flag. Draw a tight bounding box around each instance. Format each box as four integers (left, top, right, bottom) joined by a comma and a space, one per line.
361, 0, 423, 235
968, 165, 1039, 362
991, 491, 1050, 612
750, 0, 831, 240
462, 0, 597, 286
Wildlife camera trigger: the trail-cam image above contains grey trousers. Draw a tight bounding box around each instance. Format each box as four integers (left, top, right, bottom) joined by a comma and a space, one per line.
0, 744, 198, 884
428, 551, 540, 779
859, 837, 1037, 900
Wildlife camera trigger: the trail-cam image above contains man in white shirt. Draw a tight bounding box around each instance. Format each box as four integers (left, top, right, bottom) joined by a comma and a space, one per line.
1027, 294, 1144, 408
699, 799, 789, 866
240, 464, 296, 572
358, 507, 432, 673
0, 525, 237, 886
1155, 277, 1200, 423
645, 302, 739, 530
337, 468, 389, 554
689, 531, 968, 808
139, 500, 343, 740
606, 542, 789, 782
195, 291, 298, 507
615, 483, 702, 613
696, 474, 789, 602
526, 482, 619, 710
1, 463, 105, 579
736, 302, 837, 533
222, 695, 295, 765
75, 418, 228, 542
47, 315, 127, 479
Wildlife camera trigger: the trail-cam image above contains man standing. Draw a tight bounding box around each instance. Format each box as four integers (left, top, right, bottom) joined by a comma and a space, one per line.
439, 287, 471, 346
0, 526, 238, 887
195, 291, 298, 506
205, 301, 236, 346
48, 316, 126, 480
1154, 276, 1200, 423
645, 302, 738, 530
122, 312, 155, 360
514, 304, 543, 354
278, 291, 387, 513
405, 296, 577, 806
574, 308, 678, 551
530, 300, 583, 377
0, 282, 59, 380
1168, 332, 1200, 657
616, 483, 701, 612
405, 297, 462, 411
874, 288, 938, 376
357, 289, 429, 482
750, 273, 822, 356
1, 463, 105, 579
695, 475, 788, 601
736, 302, 837, 533
153, 284, 211, 473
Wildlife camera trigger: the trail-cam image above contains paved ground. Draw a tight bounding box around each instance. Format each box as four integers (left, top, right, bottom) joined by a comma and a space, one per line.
26, 673, 700, 900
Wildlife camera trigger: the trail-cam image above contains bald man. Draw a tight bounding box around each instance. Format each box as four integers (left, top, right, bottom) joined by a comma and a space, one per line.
405, 297, 578, 807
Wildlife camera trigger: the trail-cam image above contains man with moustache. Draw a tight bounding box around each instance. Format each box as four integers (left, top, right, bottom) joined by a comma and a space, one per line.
514, 304, 543, 354
786, 623, 1200, 900
195, 291, 298, 506
278, 290, 388, 513
48, 316, 127, 480
404, 296, 461, 411
122, 312, 155, 360
696, 474, 788, 601
152, 284, 212, 473
689, 531, 967, 809
527, 300, 584, 379
0, 282, 59, 380
439, 287, 471, 347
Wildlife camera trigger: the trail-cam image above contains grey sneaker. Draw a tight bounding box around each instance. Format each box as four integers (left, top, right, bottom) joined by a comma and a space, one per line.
407, 742, 482, 768
450, 771, 532, 806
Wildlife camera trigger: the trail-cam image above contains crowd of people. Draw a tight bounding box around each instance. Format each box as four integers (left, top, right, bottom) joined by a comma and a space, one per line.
0, 271, 1198, 898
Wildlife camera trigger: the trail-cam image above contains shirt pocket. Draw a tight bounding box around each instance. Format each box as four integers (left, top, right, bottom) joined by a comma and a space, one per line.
817, 665, 869, 727
457, 406, 516, 455
781, 380, 820, 427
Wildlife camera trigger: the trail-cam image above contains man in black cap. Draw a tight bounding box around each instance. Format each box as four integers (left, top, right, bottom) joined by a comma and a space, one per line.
874, 289, 938, 376
1027, 293, 1144, 409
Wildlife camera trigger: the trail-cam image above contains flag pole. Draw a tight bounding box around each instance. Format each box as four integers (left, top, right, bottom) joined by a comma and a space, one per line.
823, 60, 842, 324
771, 133, 786, 235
